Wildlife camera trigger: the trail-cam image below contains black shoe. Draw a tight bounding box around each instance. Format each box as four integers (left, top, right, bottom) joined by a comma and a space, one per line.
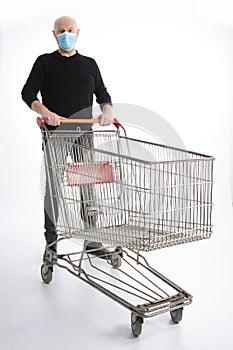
85, 241, 113, 260
43, 244, 57, 268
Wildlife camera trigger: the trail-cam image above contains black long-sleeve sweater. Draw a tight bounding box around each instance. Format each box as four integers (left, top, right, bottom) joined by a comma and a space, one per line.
21, 50, 112, 129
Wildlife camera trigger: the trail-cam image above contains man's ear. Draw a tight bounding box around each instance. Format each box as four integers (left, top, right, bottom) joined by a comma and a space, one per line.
52, 30, 57, 39
76, 29, 80, 38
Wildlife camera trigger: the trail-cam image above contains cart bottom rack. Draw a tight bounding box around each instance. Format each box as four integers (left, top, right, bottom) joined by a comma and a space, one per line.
42, 236, 192, 337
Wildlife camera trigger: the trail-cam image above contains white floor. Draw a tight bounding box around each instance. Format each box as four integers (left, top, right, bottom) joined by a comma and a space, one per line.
0, 194, 233, 350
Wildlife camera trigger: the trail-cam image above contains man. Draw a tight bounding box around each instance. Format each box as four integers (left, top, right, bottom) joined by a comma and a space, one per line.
22, 16, 113, 257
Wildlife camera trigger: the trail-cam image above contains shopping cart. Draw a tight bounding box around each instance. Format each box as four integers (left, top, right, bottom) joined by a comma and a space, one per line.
38, 117, 214, 336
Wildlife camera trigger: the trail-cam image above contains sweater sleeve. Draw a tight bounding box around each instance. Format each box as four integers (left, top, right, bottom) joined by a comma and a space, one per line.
93, 60, 112, 110
21, 56, 44, 108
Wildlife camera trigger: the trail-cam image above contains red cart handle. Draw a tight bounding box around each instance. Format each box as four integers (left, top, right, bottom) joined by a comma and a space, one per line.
37, 117, 121, 129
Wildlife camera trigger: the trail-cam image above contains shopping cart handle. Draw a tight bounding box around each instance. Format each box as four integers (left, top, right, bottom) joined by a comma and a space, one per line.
36, 117, 121, 129
36, 117, 45, 129
113, 118, 121, 129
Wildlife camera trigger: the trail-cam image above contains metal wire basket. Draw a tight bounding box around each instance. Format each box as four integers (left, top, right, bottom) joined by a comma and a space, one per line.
45, 129, 214, 251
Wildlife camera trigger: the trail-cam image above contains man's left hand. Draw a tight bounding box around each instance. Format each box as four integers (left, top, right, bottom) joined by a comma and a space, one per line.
99, 105, 113, 126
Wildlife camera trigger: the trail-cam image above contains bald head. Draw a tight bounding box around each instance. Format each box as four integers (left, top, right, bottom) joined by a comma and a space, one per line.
54, 16, 77, 31
53, 16, 78, 34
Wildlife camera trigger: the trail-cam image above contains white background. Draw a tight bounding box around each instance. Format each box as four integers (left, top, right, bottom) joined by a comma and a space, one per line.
0, 1, 233, 349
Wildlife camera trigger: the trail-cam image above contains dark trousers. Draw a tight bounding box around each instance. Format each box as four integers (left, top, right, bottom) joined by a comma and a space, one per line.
44, 134, 95, 247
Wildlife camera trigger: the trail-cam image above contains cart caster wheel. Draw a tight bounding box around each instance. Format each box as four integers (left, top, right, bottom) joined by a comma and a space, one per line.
131, 312, 143, 337
41, 264, 53, 284
170, 307, 183, 324
110, 253, 122, 269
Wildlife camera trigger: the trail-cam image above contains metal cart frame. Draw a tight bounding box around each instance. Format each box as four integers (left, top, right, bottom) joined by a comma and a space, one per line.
39, 118, 214, 336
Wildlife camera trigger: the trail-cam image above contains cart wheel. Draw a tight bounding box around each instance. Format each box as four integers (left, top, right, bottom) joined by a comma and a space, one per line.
170, 308, 183, 324
41, 264, 53, 284
110, 253, 122, 269
131, 312, 143, 337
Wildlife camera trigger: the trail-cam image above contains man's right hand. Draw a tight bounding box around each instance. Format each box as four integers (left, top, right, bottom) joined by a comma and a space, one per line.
42, 112, 61, 126
31, 100, 61, 126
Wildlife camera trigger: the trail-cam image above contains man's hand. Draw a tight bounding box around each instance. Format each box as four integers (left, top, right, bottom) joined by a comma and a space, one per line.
31, 100, 61, 126
99, 104, 113, 126
42, 112, 61, 126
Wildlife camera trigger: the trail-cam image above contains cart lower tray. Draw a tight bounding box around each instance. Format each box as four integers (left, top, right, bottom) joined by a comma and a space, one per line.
58, 224, 209, 251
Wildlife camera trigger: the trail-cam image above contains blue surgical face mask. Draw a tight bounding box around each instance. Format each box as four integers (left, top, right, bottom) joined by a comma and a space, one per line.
57, 32, 77, 51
